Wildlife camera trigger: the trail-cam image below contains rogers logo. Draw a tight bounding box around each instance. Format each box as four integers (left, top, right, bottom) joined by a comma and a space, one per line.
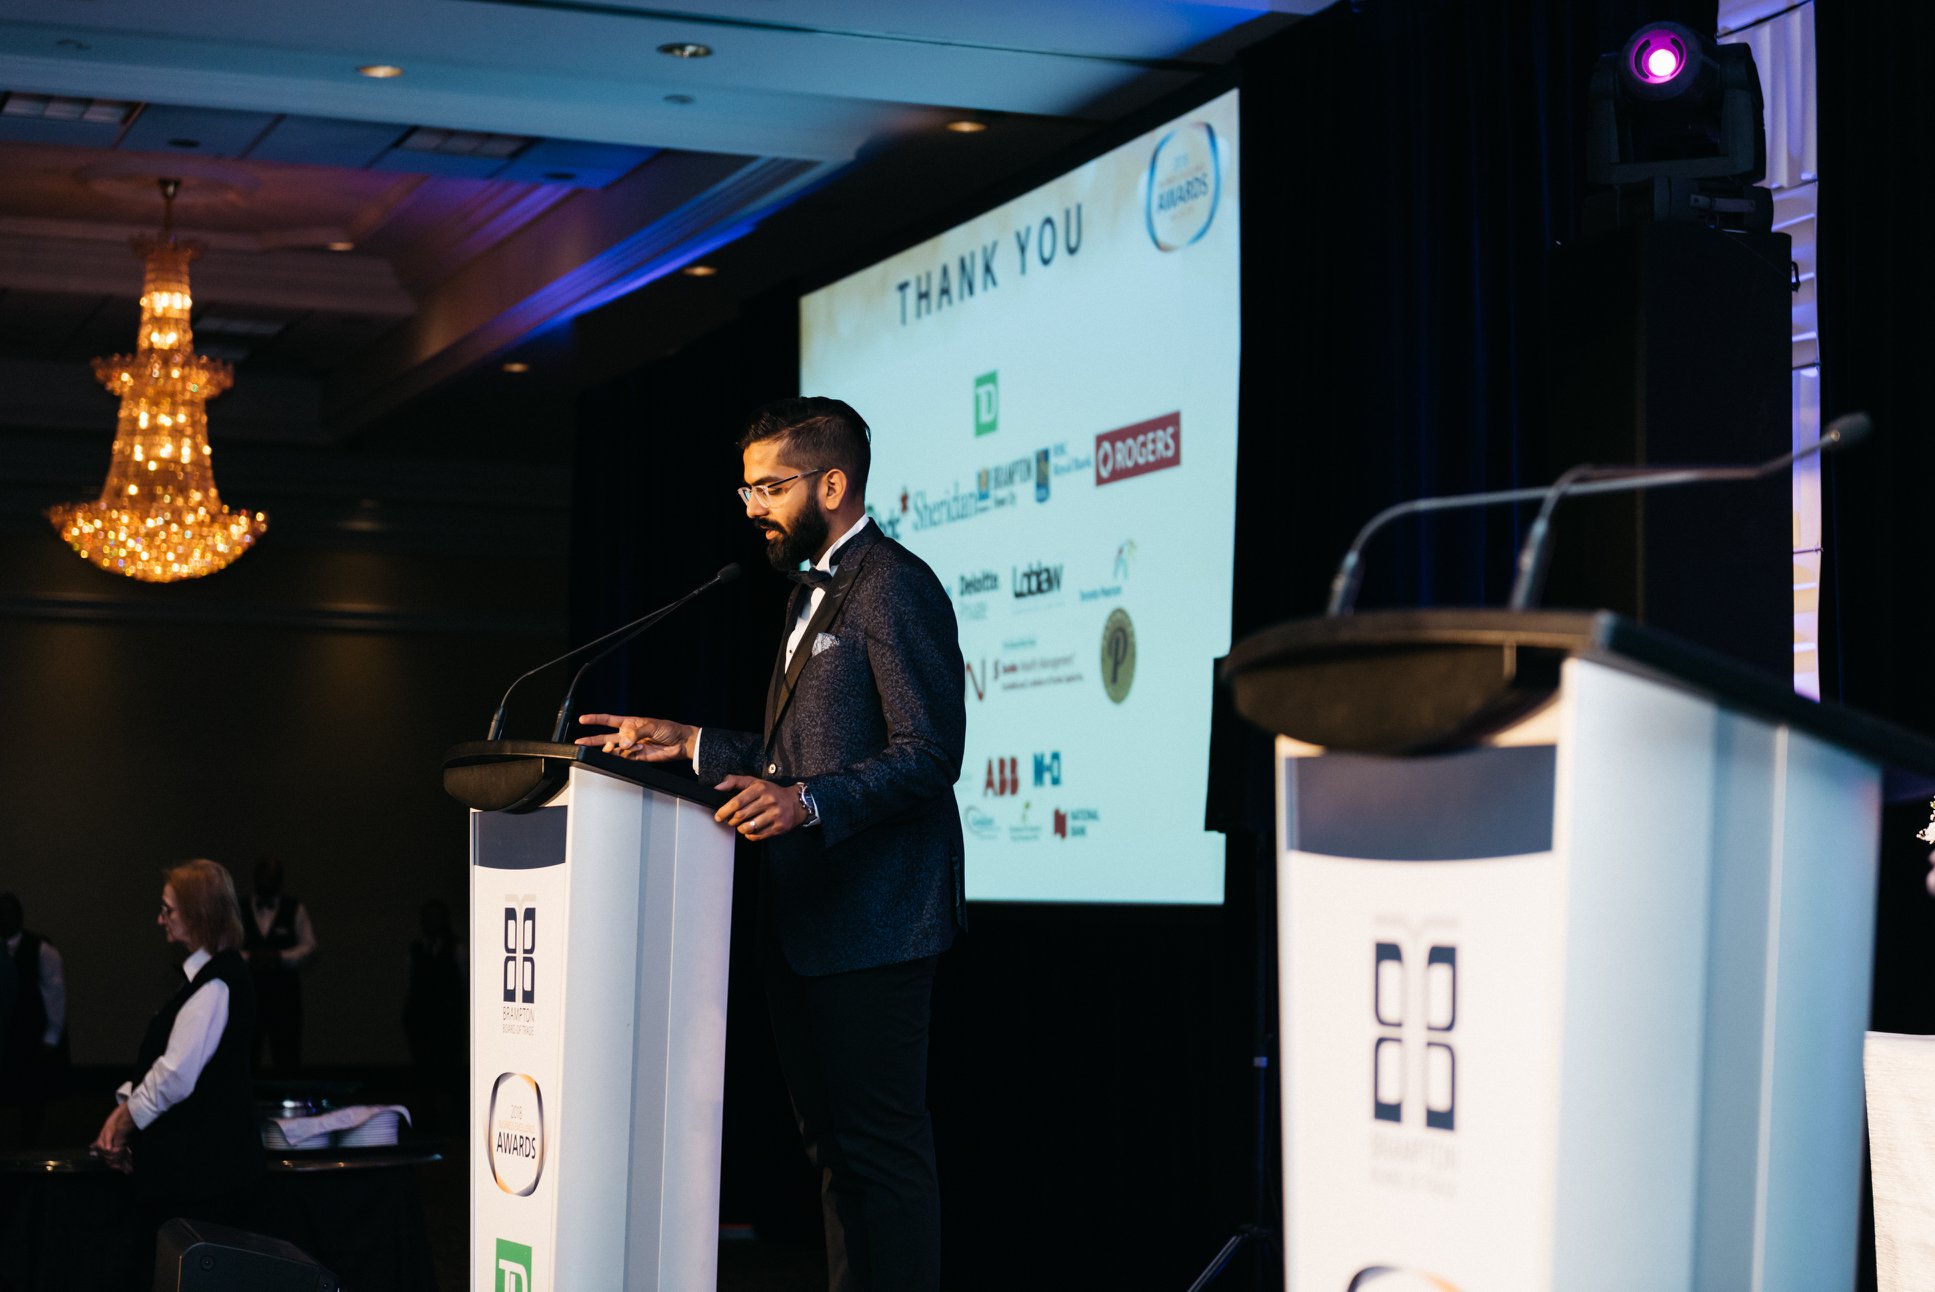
1095, 413, 1181, 485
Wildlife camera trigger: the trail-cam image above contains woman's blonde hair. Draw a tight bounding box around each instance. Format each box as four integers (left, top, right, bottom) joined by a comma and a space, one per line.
163, 858, 245, 953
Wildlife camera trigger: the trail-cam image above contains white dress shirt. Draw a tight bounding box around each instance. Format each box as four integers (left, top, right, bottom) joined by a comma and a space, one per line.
3, 932, 64, 1046
115, 948, 229, 1130
692, 514, 873, 771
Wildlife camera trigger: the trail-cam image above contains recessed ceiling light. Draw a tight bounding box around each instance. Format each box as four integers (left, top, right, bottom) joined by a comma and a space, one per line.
681, 264, 718, 278
946, 119, 989, 134
501, 361, 531, 374
325, 241, 355, 252
357, 64, 405, 79
657, 42, 713, 59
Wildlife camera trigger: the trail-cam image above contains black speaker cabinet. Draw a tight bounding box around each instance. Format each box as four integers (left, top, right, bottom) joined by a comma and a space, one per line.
1544, 220, 1794, 680
153, 1219, 339, 1292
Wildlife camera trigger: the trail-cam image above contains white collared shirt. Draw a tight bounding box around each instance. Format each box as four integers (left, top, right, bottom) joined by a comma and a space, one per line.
784, 513, 872, 670
115, 947, 230, 1130
3, 931, 64, 1046
692, 514, 872, 773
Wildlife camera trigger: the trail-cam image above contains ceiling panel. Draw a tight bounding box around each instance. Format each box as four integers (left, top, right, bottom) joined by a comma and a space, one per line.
247, 114, 404, 169
118, 103, 276, 157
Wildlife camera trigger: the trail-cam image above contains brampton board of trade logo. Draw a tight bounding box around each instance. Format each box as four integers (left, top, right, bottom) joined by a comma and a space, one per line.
1100, 608, 1136, 703
1145, 121, 1222, 251
488, 1072, 545, 1197
495, 1238, 533, 1292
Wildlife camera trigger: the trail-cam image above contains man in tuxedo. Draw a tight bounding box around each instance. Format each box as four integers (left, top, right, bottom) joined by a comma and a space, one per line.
578, 396, 964, 1292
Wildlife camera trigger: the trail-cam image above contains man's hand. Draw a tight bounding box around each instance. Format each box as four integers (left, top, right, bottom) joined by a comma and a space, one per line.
714, 776, 808, 841
92, 1103, 135, 1173
576, 714, 697, 764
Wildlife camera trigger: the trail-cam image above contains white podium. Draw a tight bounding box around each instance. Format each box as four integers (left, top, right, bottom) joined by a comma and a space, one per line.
443, 740, 735, 1292
1223, 611, 1935, 1292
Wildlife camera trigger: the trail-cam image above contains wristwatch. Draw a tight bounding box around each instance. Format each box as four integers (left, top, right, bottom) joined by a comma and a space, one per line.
795, 782, 821, 827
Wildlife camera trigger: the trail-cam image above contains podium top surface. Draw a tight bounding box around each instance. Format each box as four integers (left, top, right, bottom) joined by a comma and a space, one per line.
442, 739, 732, 814
1222, 609, 1935, 787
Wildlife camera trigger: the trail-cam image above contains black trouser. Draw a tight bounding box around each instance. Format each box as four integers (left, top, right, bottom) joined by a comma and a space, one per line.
765, 950, 941, 1292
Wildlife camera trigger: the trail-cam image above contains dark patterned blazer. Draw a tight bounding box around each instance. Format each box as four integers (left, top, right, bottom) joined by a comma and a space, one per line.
697, 520, 966, 975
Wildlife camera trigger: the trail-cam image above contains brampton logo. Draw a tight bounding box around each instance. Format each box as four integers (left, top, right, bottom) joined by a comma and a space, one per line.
1100, 608, 1136, 704
1373, 939, 1457, 1131
488, 1073, 545, 1197
502, 904, 536, 1004
1144, 121, 1222, 252
495, 1238, 534, 1292
1035, 448, 1051, 503
974, 371, 999, 436
1095, 414, 1181, 486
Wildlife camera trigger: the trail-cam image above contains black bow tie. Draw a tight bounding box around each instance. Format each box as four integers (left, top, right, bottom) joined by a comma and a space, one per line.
787, 567, 833, 588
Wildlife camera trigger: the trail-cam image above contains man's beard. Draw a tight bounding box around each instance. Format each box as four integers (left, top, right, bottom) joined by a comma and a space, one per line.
761, 504, 830, 573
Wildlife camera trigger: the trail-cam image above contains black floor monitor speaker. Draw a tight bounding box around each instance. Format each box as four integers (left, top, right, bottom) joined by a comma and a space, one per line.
153, 1218, 339, 1292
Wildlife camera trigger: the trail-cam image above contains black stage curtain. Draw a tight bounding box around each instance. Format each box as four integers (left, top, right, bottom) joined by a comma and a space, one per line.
1816, 2, 1935, 1060
568, 3, 1776, 1286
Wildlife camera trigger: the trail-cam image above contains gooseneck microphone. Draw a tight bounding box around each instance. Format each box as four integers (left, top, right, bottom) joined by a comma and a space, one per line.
1506, 411, 1871, 610
1325, 412, 1872, 616
483, 563, 741, 741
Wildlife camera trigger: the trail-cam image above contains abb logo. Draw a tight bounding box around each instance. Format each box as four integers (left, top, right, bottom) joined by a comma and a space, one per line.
983, 757, 1019, 797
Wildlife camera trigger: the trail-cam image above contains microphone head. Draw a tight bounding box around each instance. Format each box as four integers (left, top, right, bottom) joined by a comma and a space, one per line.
716, 562, 742, 584
1824, 411, 1873, 449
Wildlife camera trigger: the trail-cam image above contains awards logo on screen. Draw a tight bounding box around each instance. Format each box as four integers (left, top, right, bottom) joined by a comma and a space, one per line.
1145, 121, 1222, 251
488, 1072, 546, 1197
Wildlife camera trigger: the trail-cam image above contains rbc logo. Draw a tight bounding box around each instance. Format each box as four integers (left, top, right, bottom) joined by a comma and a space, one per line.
503, 905, 536, 1004
983, 757, 1019, 796
1033, 752, 1062, 787
1372, 940, 1456, 1131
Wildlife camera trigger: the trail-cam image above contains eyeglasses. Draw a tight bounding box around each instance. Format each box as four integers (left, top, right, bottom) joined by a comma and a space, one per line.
737, 468, 826, 507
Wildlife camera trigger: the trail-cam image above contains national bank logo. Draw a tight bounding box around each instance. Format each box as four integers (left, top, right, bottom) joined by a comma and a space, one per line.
974, 371, 999, 436
488, 1073, 545, 1197
1144, 121, 1222, 252
495, 1238, 534, 1292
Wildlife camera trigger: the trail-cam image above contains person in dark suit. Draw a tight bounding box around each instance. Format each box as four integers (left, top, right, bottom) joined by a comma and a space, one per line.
578, 396, 965, 1292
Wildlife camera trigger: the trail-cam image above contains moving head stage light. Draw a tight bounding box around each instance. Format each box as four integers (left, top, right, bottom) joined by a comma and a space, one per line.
1585, 20, 1772, 235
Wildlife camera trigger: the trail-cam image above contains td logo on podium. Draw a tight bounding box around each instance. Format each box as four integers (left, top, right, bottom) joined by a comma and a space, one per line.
495, 1238, 533, 1292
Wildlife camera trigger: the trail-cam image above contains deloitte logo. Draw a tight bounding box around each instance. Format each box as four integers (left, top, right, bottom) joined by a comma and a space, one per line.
488, 1073, 545, 1197
1145, 121, 1222, 251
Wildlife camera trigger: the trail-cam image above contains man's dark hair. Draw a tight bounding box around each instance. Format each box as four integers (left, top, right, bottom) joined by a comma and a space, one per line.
739, 397, 871, 501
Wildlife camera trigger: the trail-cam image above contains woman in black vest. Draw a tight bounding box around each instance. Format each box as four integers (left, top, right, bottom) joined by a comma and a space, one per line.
91, 858, 263, 1228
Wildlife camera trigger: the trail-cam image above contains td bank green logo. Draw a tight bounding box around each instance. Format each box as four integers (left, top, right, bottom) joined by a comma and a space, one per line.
496, 1238, 533, 1292
973, 371, 999, 436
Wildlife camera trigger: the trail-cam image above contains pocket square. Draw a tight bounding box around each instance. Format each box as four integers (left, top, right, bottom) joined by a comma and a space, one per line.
812, 632, 840, 657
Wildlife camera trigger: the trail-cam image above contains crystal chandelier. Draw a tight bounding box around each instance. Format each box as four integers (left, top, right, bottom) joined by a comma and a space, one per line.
46, 178, 267, 582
